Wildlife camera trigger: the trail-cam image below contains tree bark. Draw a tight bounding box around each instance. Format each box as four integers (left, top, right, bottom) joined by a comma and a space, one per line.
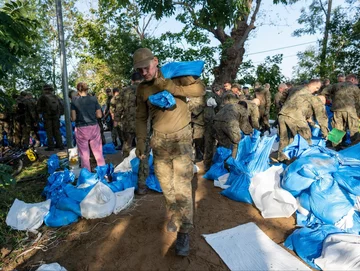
319, 0, 332, 77
213, 0, 262, 85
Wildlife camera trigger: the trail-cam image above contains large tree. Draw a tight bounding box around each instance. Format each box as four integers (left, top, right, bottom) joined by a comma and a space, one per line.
111, 0, 292, 85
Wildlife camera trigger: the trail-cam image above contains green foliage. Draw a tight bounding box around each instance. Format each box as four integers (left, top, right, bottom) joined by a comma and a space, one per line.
293, 4, 360, 81
0, 0, 40, 79
0, 164, 15, 190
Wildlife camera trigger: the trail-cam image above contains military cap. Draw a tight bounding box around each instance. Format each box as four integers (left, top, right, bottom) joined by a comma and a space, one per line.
133, 48, 154, 69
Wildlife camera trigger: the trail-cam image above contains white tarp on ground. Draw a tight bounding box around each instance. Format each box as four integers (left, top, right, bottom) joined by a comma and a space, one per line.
36, 263, 67, 271
314, 234, 360, 270
203, 222, 311, 271
249, 166, 297, 219
6, 199, 51, 232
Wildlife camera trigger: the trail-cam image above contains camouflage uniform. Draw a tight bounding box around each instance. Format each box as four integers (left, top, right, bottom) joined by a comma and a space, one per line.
213, 103, 253, 158
255, 87, 271, 133
221, 91, 239, 107
136, 73, 205, 233
13, 95, 27, 146
105, 94, 118, 145
278, 90, 329, 161
203, 91, 222, 171
245, 101, 260, 130
188, 96, 205, 161
37, 93, 63, 149
321, 82, 360, 140
274, 90, 288, 115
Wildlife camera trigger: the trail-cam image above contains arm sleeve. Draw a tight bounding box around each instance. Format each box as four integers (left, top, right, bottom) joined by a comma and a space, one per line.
320, 85, 333, 100
136, 90, 148, 144
157, 77, 205, 98
239, 107, 253, 135
265, 90, 271, 114
311, 96, 329, 137
251, 105, 260, 130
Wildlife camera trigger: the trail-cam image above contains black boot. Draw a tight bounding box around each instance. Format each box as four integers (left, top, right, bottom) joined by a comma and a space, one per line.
175, 232, 190, 257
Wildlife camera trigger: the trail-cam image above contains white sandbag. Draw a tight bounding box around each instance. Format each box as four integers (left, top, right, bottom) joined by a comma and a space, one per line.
314, 233, 360, 270
6, 199, 51, 232
249, 166, 297, 218
80, 181, 116, 219
36, 263, 67, 271
203, 222, 311, 271
113, 187, 135, 214
214, 173, 230, 189
114, 148, 136, 173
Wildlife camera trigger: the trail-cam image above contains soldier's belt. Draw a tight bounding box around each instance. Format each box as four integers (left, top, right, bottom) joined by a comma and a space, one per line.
152, 124, 191, 139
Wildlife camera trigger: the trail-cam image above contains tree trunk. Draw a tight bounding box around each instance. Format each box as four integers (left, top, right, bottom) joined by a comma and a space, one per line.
319, 0, 332, 77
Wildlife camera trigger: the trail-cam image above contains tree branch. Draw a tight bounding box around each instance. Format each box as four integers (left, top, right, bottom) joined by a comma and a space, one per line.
318, 0, 327, 17
236, 0, 262, 49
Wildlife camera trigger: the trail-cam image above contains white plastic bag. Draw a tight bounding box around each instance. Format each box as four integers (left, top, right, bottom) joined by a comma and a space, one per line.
214, 173, 230, 189
114, 148, 136, 173
249, 166, 297, 218
113, 187, 135, 214
314, 233, 360, 270
6, 199, 51, 232
36, 263, 67, 271
80, 182, 116, 219
207, 97, 217, 107
68, 146, 79, 168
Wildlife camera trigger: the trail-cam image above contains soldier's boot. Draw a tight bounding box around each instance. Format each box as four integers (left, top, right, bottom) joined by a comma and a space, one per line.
194, 147, 204, 163
175, 232, 190, 257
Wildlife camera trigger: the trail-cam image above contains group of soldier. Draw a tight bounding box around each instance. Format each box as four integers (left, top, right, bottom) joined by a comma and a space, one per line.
0, 84, 64, 151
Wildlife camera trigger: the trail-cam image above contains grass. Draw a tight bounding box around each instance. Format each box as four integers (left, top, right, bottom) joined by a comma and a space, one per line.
0, 159, 48, 268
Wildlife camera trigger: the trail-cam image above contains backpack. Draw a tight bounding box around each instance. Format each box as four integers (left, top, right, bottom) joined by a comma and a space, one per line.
44, 94, 60, 116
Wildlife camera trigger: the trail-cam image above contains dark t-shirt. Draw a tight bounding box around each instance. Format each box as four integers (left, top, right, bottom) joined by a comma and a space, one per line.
71, 95, 101, 127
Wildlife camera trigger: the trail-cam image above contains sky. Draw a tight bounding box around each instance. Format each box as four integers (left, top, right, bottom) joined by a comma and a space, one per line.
75, 0, 345, 79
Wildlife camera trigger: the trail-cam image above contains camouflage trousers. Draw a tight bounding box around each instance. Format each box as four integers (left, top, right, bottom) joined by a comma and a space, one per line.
120, 131, 135, 160
278, 115, 311, 161
192, 123, 205, 161
213, 120, 240, 158
203, 123, 216, 171
14, 120, 31, 147
44, 117, 63, 148
151, 124, 194, 233
331, 110, 358, 137
259, 105, 270, 132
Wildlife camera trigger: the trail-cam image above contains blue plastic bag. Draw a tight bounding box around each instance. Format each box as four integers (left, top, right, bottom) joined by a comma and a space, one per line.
282, 135, 311, 160
102, 143, 117, 154
95, 164, 114, 181
148, 90, 176, 109
56, 196, 82, 217
333, 166, 360, 195
43, 169, 75, 205
284, 225, 344, 269
160, 61, 205, 79
221, 173, 253, 204
44, 206, 79, 227
224, 157, 248, 186
339, 142, 360, 160
47, 154, 60, 174
247, 135, 276, 176
309, 174, 355, 225
64, 183, 95, 202
146, 174, 162, 192
77, 168, 98, 187
203, 147, 231, 180
108, 171, 134, 193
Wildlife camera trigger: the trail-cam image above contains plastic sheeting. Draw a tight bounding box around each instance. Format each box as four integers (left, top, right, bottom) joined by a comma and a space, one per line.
339, 142, 360, 160
36, 263, 67, 271
113, 187, 135, 214
47, 154, 60, 174
6, 199, 51, 232
314, 233, 360, 270
161, 60, 205, 79
203, 222, 311, 271
102, 143, 117, 154
249, 166, 297, 218
148, 90, 176, 109
203, 147, 231, 181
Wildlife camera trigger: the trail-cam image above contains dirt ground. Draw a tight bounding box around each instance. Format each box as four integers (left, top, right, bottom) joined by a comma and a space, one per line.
7, 149, 299, 271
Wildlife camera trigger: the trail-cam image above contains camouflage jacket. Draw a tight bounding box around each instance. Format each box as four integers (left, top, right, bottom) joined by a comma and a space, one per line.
274, 91, 287, 114
214, 103, 253, 135
279, 93, 329, 137
203, 91, 222, 123
188, 95, 205, 126
221, 91, 239, 106
321, 82, 360, 115
246, 101, 260, 130
110, 84, 137, 133
255, 88, 271, 115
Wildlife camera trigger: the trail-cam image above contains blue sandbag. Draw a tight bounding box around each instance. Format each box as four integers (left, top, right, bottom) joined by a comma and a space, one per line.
95, 163, 114, 181
64, 183, 95, 202
282, 135, 311, 160
108, 171, 133, 193
203, 147, 231, 180
333, 166, 360, 195
284, 225, 344, 269
44, 206, 79, 227
148, 90, 176, 109
77, 168, 98, 187
235, 130, 261, 163
146, 174, 162, 193
102, 143, 117, 154
309, 174, 355, 225
38, 130, 47, 146
224, 157, 248, 186
56, 196, 82, 217
43, 169, 75, 205
221, 172, 253, 204
298, 189, 311, 213
296, 211, 308, 227
339, 142, 360, 160
160, 61, 205, 79
131, 157, 140, 174
247, 135, 276, 176
47, 154, 60, 174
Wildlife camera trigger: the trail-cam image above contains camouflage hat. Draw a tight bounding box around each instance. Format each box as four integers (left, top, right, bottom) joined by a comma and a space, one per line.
231, 83, 242, 90
133, 48, 154, 69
